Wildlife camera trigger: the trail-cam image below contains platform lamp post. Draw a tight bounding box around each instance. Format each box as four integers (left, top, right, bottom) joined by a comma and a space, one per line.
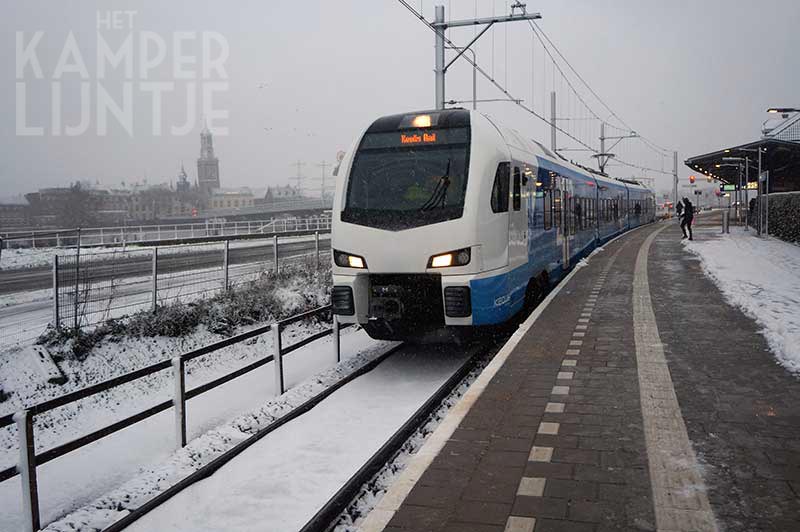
721, 157, 747, 228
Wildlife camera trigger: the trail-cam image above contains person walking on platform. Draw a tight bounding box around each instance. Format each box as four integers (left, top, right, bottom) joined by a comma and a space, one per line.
675, 201, 684, 236
681, 197, 694, 240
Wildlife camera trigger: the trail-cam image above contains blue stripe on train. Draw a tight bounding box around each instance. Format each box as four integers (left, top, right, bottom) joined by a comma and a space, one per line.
469, 236, 601, 326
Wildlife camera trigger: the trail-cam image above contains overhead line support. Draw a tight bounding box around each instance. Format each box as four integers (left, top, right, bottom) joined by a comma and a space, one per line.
432, 4, 541, 110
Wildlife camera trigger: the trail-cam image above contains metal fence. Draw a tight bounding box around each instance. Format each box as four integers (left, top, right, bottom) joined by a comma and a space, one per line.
1, 215, 331, 250
0, 234, 330, 347
0, 305, 345, 532
51, 233, 330, 333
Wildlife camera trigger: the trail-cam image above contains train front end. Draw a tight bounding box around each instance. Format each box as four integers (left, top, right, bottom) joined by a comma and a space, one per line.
331, 109, 506, 341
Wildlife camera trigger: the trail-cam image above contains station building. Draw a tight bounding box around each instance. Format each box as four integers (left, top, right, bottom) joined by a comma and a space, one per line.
685, 110, 800, 242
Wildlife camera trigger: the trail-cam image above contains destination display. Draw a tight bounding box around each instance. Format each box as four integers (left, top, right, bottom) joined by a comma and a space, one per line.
359, 127, 470, 150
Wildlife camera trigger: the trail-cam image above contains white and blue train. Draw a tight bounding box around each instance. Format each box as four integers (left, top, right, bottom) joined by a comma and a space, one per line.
331, 109, 655, 341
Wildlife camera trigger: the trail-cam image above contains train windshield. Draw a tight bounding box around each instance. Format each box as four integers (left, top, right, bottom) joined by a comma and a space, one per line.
343, 127, 471, 231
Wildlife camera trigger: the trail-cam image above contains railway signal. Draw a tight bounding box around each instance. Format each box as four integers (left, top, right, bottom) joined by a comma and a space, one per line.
689, 175, 696, 184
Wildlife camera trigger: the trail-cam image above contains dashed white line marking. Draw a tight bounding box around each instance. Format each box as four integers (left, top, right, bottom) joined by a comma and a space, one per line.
566, 348, 581, 355
517, 477, 546, 497
572, 332, 585, 337
529, 446, 553, 462
569, 340, 583, 346
545, 402, 565, 413
575, 325, 588, 330
562, 359, 577, 367
537, 422, 560, 435
578, 318, 590, 323
557, 371, 573, 380
633, 226, 718, 532
504, 516, 536, 532
551, 385, 570, 395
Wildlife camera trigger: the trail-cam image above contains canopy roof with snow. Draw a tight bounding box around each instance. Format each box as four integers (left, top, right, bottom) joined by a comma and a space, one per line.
685, 112, 800, 193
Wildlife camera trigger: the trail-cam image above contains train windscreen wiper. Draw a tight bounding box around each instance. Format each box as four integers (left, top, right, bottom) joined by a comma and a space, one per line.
419, 159, 451, 212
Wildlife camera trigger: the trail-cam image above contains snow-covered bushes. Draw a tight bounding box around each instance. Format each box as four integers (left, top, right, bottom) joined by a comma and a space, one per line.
749, 192, 800, 243
38, 258, 331, 357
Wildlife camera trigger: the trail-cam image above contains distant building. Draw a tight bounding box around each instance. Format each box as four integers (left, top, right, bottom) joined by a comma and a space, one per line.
0, 201, 31, 231
176, 164, 191, 193
208, 188, 256, 211
197, 122, 220, 195
264, 185, 304, 203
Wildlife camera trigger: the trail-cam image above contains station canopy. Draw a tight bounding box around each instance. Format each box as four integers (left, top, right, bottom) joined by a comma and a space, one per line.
685, 113, 800, 193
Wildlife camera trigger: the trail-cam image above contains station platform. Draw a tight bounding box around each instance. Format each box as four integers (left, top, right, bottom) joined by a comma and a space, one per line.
361, 216, 800, 532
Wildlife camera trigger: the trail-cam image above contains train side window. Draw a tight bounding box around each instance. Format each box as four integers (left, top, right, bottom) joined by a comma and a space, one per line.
570, 196, 576, 235
543, 190, 552, 229
490, 163, 510, 213
553, 189, 562, 231
512, 167, 521, 211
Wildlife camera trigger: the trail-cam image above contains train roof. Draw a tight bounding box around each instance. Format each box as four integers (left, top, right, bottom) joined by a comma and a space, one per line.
481, 112, 653, 193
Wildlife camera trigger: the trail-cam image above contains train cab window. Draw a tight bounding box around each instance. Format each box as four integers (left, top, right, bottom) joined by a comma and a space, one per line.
512, 167, 521, 211
490, 162, 510, 213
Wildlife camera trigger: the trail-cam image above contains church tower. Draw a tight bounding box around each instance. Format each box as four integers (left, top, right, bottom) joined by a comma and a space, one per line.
197, 120, 220, 195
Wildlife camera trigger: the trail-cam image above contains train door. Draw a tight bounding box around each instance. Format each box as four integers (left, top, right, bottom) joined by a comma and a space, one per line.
509, 164, 528, 272
560, 179, 575, 268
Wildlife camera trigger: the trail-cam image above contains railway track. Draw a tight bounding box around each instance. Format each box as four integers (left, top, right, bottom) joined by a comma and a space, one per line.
104, 334, 508, 532
298, 339, 501, 532
0, 239, 330, 295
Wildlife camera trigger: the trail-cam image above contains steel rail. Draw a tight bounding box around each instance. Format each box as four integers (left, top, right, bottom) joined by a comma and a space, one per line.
100, 343, 404, 532
298, 344, 489, 532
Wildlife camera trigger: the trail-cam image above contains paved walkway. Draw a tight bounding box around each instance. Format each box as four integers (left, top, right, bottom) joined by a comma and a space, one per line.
361, 217, 800, 532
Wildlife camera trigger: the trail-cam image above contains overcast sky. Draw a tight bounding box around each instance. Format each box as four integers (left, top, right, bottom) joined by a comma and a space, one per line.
3, 0, 799, 199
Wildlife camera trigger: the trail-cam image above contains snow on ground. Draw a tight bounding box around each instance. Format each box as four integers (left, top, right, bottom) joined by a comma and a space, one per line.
0, 233, 330, 271
685, 229, 800, 375
0, 325, 387, 532
122, 347, 466, 532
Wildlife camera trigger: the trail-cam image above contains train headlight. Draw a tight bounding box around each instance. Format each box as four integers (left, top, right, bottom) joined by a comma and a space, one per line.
428, 248, 471, 268
334, 250, 367, 269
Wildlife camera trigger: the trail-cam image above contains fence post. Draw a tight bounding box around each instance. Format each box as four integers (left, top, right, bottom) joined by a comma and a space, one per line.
315, 231, 320, 269
273, 235, 279, 273
73, 230, 81, 330
14, 410, 40, 532
56, 232, 61, 248
151, 248, 158, 312
223, 240, 230, 291
333, 314, 341, 363
172, 357, 187, 448
53, 255, 60, 330
272, 323, 284, 396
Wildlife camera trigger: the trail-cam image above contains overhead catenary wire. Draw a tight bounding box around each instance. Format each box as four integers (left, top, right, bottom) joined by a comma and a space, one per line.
530, 20, 673, 156
397, 0, 672, 179
395, 0, 597, 153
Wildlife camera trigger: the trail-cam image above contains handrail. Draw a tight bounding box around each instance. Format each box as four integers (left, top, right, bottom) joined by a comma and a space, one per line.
1, 214, 332, 249
2, 304, 344, 531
